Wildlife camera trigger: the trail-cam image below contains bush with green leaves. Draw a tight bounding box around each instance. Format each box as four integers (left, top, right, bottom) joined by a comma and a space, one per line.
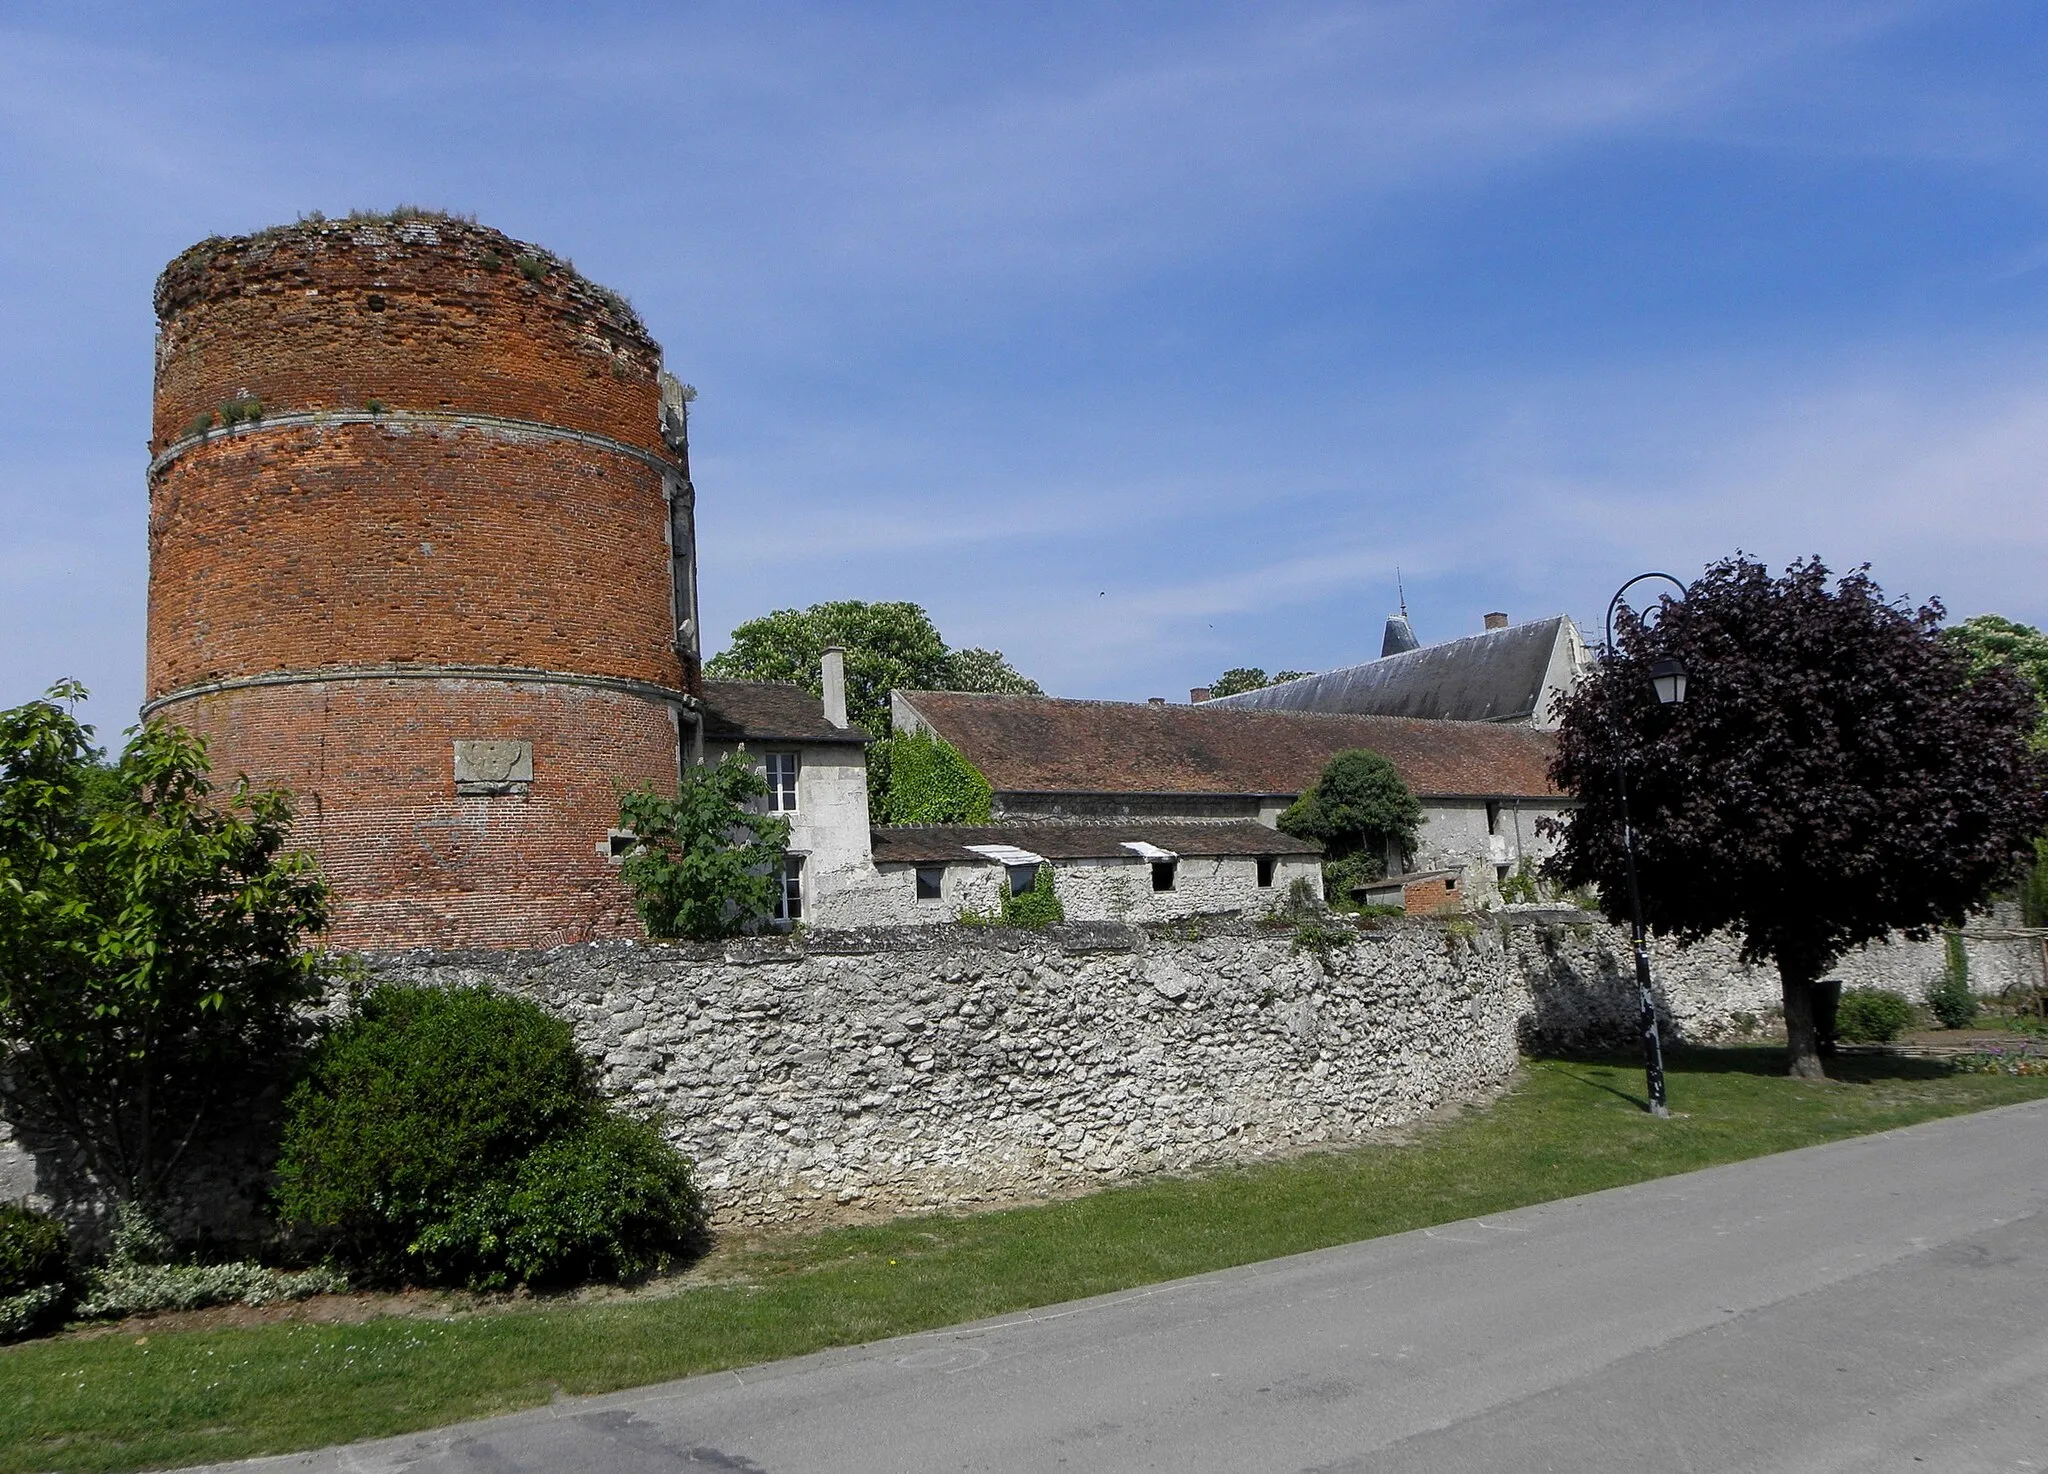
1834, 987, 1917, 1044
873, 729, 993, 824
0, 1203, 69, 1300
0, 1204, 72, 1342
1000, 864, 1064, 928
1926, 932, 1979, 1029
276, 985, 704, 1288
0, 683, 328, 1215
1279, 749, 1420, 892
618, 755, 790, 940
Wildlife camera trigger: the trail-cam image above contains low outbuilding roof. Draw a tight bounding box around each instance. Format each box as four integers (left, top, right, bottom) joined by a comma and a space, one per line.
700, 680, 870, 746
895, 692, 1562, 800
870, 819, 1322, 866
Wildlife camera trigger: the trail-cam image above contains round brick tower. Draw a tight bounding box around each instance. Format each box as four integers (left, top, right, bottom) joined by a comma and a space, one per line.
145, 213, 702, 948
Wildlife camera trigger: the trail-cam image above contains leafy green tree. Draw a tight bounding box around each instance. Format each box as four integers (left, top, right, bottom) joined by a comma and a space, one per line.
1942, 614, 2048, 745
617, 755, 790, 940
872, 730, 993, 824
706, 600, 1041, 737
0, 684, 329, 1213
945, 647, 1044, 698
1207, 667, 1313, 699
1547, 557, 2048, 1080
1278, 748, 1422, 902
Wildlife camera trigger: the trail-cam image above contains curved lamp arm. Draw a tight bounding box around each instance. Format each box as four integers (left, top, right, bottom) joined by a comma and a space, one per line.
1605, 571, 1690, 655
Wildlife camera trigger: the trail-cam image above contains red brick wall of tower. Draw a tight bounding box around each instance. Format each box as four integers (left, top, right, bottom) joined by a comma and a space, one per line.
144, 216, 696, 949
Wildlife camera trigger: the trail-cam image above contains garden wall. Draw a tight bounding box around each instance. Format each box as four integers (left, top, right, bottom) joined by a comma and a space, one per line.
4, 912, 2041, 1234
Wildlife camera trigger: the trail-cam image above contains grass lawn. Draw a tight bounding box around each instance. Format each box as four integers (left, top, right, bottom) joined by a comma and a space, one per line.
5, 1047, 2045, 1474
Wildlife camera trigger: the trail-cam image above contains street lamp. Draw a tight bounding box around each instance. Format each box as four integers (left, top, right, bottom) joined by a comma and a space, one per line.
1605, 574, 1690, 1119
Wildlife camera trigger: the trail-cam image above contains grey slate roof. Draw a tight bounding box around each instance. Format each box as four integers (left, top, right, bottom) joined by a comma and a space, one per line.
870, 819, 1321, 866
1205, 615, 1574, 724
699, 681, 870, 745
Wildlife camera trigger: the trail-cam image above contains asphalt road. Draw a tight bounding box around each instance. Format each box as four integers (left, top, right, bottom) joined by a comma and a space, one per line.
207, 1097, 2048, 1474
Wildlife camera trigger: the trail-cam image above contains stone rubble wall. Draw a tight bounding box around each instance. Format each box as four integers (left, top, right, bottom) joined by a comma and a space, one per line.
6, 912, 2043, 1233
362, 920, 1529, 1229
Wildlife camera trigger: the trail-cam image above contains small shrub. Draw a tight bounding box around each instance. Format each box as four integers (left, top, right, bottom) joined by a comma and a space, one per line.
0, 1204, 70, 1299
479, 248, 502, 271
1001, 864, 1064, 929
0, 1284, 70, 1342
217, 396, 264, 427
1834, 987, 1916, 1044
515, 252, 548, 282
1292, 918, 1355, 970
1498, 857, 1541, 904
1927, 932, 1978, 1029
183, 410, 216, 438
365, 397, 387, 415
1730, 1011, 1761, 1037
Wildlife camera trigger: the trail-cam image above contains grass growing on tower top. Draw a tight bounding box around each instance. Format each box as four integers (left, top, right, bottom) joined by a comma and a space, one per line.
2, 1047, 2043, 1473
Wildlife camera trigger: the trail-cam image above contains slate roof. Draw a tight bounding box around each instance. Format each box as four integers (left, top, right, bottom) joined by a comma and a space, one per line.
1205, 615, 1575, 724
870, 819, 1322, 866
897, 692, 1563, 799
699, 681, 869, 745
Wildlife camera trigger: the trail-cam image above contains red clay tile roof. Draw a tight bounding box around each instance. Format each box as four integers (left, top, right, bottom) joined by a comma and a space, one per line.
898, 692, 1562, 799
871, 820, 1321, 865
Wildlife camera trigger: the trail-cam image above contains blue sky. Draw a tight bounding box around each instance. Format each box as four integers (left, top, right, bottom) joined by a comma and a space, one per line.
5, 1, 2047, 732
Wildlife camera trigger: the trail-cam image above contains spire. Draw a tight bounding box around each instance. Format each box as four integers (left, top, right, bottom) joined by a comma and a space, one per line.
1382, 569, 1419, 656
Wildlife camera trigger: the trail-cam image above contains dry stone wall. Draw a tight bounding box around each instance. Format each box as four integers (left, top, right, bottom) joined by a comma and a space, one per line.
363, 921, 1529, 1228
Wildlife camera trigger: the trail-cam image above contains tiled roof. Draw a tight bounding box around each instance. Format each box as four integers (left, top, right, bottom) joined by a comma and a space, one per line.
871, 819, 1322, 866
898, 691, 1562, 799
700, 681, 869, 745
1206, 615, 1573, 723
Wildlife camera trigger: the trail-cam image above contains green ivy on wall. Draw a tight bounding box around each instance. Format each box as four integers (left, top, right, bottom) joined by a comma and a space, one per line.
872, 730, 993, 825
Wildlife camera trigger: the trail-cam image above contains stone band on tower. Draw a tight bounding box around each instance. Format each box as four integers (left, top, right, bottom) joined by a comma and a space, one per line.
144, 214, 700, 948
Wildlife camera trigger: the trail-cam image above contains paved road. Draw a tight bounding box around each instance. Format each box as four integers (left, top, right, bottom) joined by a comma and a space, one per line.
209, 1098, 2048, 1474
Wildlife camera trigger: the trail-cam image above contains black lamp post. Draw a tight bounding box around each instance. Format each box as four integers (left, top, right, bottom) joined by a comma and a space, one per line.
1605, 574, 1690, 1119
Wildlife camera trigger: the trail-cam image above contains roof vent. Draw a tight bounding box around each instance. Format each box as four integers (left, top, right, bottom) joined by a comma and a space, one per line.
1148, 696, 1167, 705
1483, 612, 1509, 631
1381, 614, 1420, 657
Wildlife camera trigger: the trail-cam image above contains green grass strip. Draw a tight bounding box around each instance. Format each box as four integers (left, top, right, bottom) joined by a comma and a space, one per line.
5, 1048, 2044, 1474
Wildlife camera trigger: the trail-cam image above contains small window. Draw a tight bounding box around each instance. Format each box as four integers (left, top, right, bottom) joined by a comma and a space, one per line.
1151, 860, 1177, 892
916, 865, 944, 901
765, 751, 799, 812
1006, 863, 1038, 897
1256, 856, 1277, 888
604, 829, 639, 861
1485, 800, 1502, 835
777, 855, 804, 923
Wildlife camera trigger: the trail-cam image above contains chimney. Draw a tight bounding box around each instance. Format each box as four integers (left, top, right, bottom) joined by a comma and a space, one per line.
1147, 696, 1167, 705
1483, 611, 1509, 631
821, 646, 849, 728
1190, 687, 1212, 703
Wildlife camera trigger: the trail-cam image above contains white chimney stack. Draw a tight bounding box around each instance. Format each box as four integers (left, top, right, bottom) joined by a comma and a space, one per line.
821, 646, 849, 728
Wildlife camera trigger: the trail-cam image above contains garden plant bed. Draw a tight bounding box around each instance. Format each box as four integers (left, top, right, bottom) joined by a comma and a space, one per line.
3, 1048, 2045, 1474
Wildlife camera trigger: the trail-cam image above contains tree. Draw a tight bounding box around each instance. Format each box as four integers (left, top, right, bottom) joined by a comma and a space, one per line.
617, 756, 790, 940
1545, 557, 2048, 1080
1279, 748, 1422, 902
1942, 614, 2048, 745
706, 600, 1040, 738
0, 684, 329, 1213
1207, 667, 1313, 699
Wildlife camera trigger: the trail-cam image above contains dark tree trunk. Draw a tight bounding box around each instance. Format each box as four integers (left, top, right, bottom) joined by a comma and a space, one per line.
1811, 978, 1842, 1060
1780, 966, 1829, 1080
